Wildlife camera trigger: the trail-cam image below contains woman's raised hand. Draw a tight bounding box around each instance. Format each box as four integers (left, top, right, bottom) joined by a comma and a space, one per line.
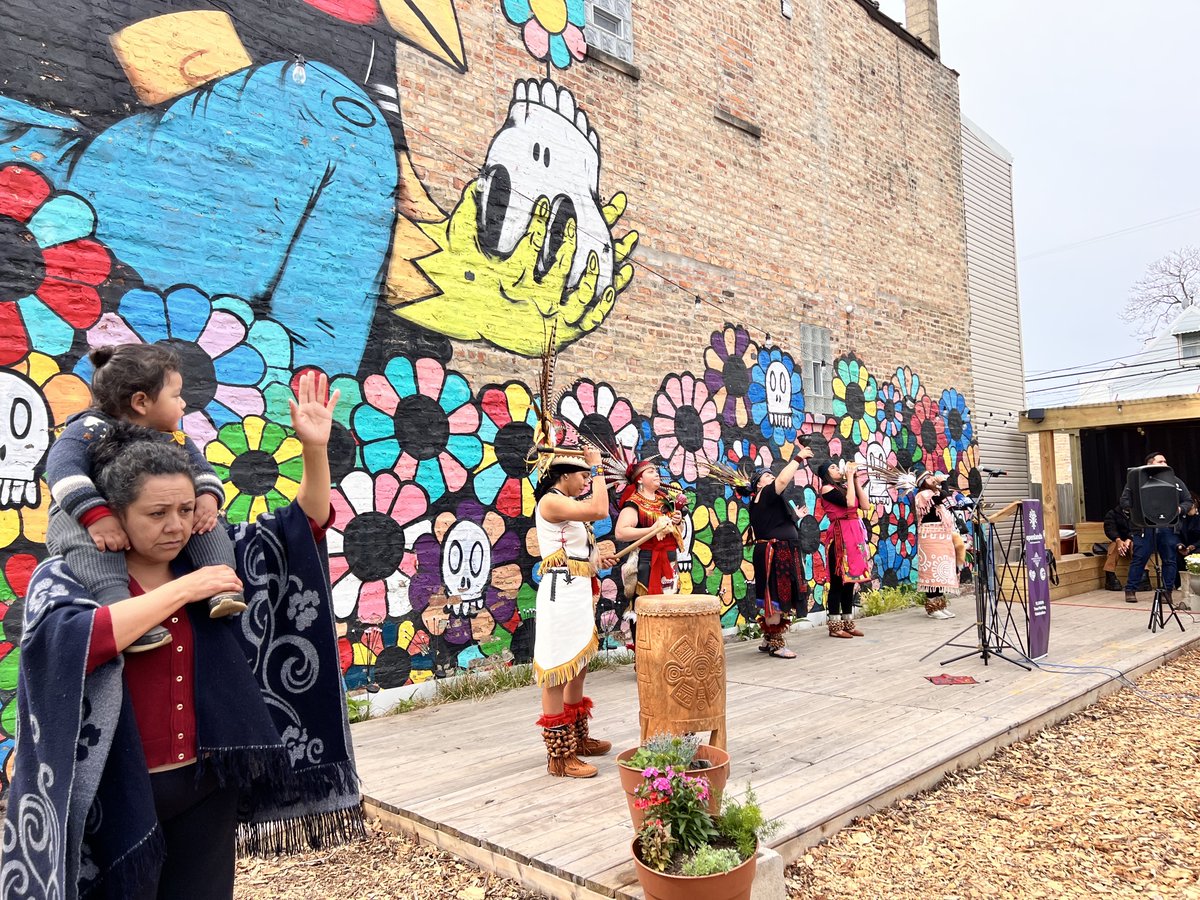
583, 445, 602, 467
174, 566, 244, 605
290, 370, 341, 448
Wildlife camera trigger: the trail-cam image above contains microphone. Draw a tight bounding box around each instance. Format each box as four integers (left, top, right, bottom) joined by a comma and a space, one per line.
982, 468, 1007, 477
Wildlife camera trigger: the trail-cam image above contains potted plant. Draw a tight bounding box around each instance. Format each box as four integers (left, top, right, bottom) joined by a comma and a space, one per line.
1185, 554, 1200, 608
617, 733, 730, 829
630, 769, 779, 900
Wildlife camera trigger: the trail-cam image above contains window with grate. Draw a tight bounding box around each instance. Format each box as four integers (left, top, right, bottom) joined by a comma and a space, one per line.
1180, 331, 1200, 360
799, 323, 832, 416
586, 0, 633, 63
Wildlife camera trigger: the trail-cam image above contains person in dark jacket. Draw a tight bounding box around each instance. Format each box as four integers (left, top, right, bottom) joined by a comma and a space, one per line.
1175, 491, 1200, 595
1120, 452, 1193, 607
1102, 505, 1133, 591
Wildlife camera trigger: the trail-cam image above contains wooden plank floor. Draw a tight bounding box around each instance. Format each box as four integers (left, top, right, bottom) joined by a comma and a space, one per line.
354, 592, 1200, 899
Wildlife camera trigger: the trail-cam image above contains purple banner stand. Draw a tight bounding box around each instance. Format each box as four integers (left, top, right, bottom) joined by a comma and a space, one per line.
1022, 499, 1051, 660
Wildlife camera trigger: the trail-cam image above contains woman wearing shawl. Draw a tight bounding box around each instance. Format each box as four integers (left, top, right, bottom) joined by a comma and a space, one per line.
744, 439, 814, 659
912, 469, 963, 619
816, 459, 873, 638
1, 373, 361, 900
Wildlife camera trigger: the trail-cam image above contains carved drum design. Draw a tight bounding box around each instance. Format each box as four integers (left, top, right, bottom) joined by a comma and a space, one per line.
634, 594, 727, 749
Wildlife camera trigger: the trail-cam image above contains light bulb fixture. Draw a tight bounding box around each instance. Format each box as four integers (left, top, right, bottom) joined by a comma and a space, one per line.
694, 295, 702, 310
290, 54, 307, 85
764, 332, 773, 347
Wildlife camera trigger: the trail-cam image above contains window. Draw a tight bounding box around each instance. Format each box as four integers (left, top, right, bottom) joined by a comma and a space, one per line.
799, 323, 832, 416
586, 0, 633, 63
1180, 331, 1200, 361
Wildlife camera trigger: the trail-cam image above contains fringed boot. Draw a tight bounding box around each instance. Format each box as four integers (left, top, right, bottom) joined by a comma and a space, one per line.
827, 618, 852, 639
924, 593, 949, 619
762, 619, 796, 658
565, 697, 612, 756
842, 614, 864, 637
537, 712, 597, 778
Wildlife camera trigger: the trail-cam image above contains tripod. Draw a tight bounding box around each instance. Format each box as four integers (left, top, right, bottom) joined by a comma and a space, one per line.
1143, 528, 1185, 634
921, 473, 1030, 670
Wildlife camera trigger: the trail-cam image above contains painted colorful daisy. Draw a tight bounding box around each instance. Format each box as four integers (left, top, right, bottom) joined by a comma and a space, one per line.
652, 373, 721, 482
689, 496, 754, 625
831, 355, 879, 448
748, 347, 805, 446
503, 0, 587, 68
703, 324, 758, 429
82, 289, 269, 449
354, 355, 482, 499
723, 438, 774, 496
476, 382, 539, 518
875, 381, 909, 439
939, 388, 974, 454
879, 505, 918, 586
0, 165, 110, 365
955, 444, 982, 497
558, 378, 639, 452
911, 395, 947, 461
206, 416, 302, 523
892, 365, 926, 407
326, 470, 430, 622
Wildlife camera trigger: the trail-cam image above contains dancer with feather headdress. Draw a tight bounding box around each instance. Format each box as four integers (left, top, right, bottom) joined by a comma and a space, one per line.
526, 322, 618, 779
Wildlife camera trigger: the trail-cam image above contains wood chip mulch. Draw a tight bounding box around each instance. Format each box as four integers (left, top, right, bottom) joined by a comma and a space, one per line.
237, 648, 1200, 900
787, 647, 1200, 900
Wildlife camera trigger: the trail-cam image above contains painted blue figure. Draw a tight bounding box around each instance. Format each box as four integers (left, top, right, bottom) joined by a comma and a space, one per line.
1, 61, 397, 374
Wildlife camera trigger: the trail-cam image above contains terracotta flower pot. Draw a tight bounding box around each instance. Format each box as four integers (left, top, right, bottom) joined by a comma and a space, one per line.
616, 744, 730, 831
631, 838, 757, 900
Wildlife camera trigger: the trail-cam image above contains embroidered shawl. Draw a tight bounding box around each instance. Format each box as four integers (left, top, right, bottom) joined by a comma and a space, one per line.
1, 502, 362, 900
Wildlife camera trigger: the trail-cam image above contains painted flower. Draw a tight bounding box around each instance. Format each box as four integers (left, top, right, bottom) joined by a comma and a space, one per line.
892, 424, 921, 470
955, 444, 982, 497
206, 416, 302, 523
653, 373, 721, 482
703, 325, 758, 429
327, 471, 430, 622
476, 382, 539, 518
724, 439, 773, 493
795, 482, 829, 588
503, 0, 587, 69
81, 289, 268, 449
893, 365, 926, 407
354, 356, 481, 499
875, 382, 909, 439
12, 352, 90, 429
831, 356, 879, 448
748, 347, 804, 446
0, 165, 110, 365
911, 396, 947, 462
0, 485, 50, 550
558, 379, 639, 452
689, 496, 753, 623
798, 413, 843, 468
878, 505, 918, 586
939, 388, 974, 454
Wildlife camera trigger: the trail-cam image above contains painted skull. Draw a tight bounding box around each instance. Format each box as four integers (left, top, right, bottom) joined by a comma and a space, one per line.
0, 372, 50, 509
477, 79, 613, 295
441, 519, 492, 615
764, 359, 792, 428
861, 441, 891, 505
676, 507, 695, 573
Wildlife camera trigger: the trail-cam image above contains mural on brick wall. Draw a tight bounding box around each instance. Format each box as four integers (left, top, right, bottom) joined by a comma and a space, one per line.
0, 0, 979, 793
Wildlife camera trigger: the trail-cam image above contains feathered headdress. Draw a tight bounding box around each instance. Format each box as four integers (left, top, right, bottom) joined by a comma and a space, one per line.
866, 462, 919, 495
526, 320, 589, 478
699, 457, 752, 496
597, 440, 661, 507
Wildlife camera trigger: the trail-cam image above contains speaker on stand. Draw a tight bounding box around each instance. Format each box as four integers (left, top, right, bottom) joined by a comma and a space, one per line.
1126, 465, 1185, 633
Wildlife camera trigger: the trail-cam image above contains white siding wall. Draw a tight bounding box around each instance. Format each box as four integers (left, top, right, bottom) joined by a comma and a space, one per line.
962, 117, 1032, 508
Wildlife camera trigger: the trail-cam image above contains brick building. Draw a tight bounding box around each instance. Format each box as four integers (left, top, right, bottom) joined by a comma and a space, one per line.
0, 0, 986, 718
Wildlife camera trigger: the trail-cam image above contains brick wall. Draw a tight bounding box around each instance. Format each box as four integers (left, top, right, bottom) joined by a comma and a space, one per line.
0, 0, 979, 727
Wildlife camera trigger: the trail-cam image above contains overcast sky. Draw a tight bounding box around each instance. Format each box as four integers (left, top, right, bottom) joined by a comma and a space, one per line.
878, 0, 1200, 394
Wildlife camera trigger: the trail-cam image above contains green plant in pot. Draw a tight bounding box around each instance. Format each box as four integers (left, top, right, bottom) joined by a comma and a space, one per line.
630, 771, 779, 900
617, 733, 730, 830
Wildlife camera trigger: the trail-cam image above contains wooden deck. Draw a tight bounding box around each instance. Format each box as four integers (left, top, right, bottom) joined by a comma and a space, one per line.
353, 591, 1199, 899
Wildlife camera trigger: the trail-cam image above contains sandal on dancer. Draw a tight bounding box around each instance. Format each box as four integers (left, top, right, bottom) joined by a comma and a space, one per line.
767, 645, 796, 659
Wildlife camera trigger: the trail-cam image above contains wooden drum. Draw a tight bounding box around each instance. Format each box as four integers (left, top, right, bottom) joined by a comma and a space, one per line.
634, 595, 727, 750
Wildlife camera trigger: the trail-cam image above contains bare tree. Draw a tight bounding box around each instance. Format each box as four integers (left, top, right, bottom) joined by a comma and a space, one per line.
1121, 245, 1200, 339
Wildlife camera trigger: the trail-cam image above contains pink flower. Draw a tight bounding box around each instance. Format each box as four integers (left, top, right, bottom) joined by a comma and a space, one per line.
653, 374, 720, 482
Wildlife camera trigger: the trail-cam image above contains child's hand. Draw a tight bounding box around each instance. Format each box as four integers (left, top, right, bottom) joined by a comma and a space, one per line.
194, 494, 221, 534
88, 516, 129, 552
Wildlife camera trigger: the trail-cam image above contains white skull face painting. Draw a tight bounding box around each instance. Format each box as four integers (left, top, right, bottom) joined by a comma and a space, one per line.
0, 372, 50, 509
441, 519, 492, 616
764, 360, 792, 428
